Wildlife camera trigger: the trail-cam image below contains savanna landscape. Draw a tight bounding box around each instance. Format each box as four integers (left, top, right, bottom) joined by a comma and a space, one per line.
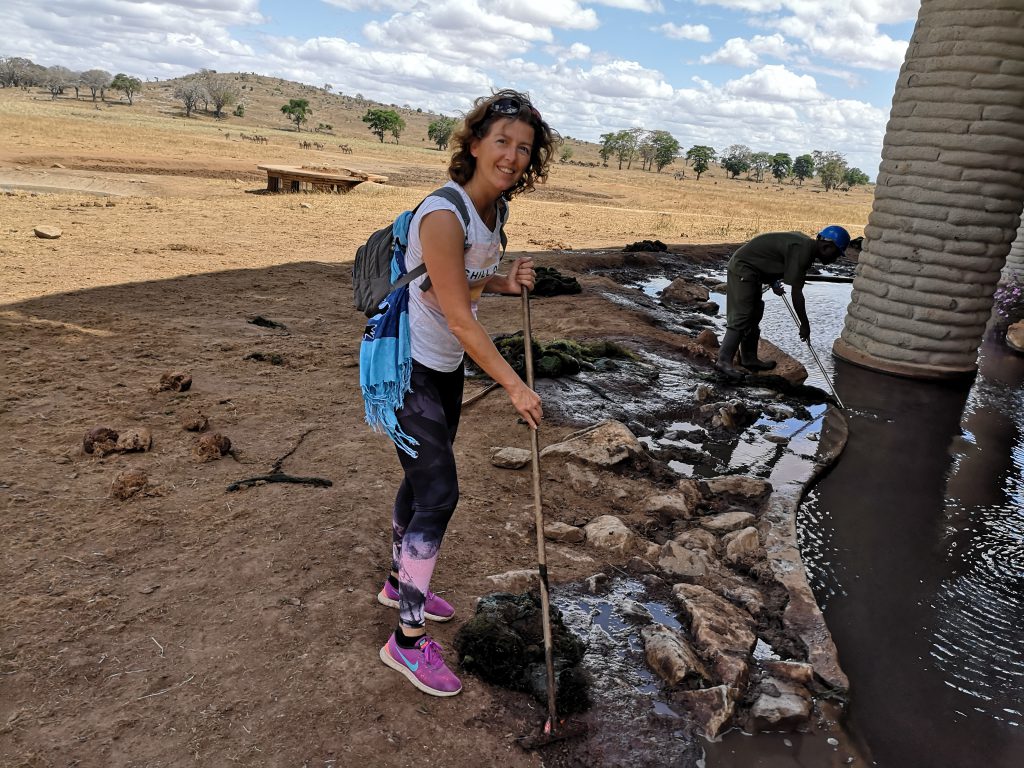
0, 75, 874, 767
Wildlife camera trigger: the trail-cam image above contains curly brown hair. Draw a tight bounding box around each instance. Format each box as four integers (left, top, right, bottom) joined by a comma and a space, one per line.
448, 89, 560, 198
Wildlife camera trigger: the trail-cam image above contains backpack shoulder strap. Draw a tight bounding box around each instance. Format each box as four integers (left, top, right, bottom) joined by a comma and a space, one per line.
428, 186, 472, 236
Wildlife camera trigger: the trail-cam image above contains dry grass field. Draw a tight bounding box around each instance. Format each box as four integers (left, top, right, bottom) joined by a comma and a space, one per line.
0, 79, 874, 768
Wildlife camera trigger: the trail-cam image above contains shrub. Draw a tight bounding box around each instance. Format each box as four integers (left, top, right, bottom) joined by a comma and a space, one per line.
993, 275, 1024, 323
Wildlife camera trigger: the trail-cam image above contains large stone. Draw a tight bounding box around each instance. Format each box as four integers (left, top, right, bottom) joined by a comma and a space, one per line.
749, 678, 812, 730
485, 569, 538, 593
491, 446, 531, 469
673, 583, 757, 658
723, 526, 762, 565
33, 225, 62, 239
544, 522, 585, 543
584, 515, 636, 554
540, 420, 643, 468
1007, 321, 1024, 352
671, 685, 736, 741
661, 278, 710, 305
700, 510, 756, 534
643, 479, 702, 521
641, 624, 709, 686
659, 540, 716, 578
701, 475, 772, 502
673, 528, 717, 552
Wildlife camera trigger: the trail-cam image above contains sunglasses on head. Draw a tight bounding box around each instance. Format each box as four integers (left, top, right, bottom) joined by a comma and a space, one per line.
488, 96, 542, 122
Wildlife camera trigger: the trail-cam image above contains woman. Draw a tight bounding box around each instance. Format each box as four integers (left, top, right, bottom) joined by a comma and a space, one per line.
370, 90, 558, 696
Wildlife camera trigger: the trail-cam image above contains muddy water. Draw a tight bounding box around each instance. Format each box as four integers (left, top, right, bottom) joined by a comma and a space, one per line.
804, 337, 1024, 768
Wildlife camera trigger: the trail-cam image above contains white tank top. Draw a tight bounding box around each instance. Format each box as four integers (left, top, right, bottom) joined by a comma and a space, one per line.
403, 181, 507, 372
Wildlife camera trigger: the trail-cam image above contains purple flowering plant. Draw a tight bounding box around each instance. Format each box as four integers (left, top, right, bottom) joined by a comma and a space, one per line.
993, 275, 1024, 324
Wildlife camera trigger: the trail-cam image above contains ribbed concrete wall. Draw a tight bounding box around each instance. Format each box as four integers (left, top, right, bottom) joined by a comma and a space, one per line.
835, 0, 1024, 379
1004, 220, 1024, 279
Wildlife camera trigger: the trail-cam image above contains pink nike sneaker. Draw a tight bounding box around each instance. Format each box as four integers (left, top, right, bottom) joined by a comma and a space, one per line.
377, 580, 455, 622
379, 633, 462, 697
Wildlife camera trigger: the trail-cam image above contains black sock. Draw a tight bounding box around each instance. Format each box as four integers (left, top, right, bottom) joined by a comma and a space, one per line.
387, 573, 400, 590
395, 626, 422, 649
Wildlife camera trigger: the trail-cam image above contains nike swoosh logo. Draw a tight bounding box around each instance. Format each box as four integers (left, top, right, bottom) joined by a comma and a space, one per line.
394, 645, 419, 672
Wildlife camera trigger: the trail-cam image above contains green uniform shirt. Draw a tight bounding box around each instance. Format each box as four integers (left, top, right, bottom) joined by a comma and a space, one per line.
728, 231, 817, 286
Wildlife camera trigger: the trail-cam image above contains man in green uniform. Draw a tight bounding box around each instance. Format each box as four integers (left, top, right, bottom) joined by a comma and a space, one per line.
715, 225, 851, 379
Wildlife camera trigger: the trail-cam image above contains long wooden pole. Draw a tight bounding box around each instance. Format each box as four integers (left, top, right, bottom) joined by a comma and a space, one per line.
521, 286, 558, 733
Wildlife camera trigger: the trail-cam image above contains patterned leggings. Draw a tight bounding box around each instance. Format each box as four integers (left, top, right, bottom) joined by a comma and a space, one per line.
391, 360, 464, 628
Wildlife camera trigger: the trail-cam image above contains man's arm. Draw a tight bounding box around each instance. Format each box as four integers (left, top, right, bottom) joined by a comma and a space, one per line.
791, 282, 810, 341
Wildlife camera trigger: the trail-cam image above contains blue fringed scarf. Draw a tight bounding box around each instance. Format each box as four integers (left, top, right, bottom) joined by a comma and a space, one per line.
359, 210, 419, 457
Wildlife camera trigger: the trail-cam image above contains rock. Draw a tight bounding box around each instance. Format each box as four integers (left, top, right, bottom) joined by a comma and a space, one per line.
701, 510, 756, 534
673, 583, 757, 657
110, 470, 148, 500
491, 446, 531, 469
584, 515, 636, 554
701, 475, 772, 502
713, 654, 749, 687
695, 383, 714, 401
620, 599, 653, 622
33, 226, 62, 239
671, 685, 736, 741
627, 556, 657, 574
723, 526, 761, 565
642, 624, 709, 686
544, 522, 585, 543
83, 427, 119, 455
299, 202, 312, 209
564, 463, 602, 492
540, 420, 643, 468
673, 528, 717, 552
762, 660, 815, 686
158, 371, 192, 392
51, 163, 65, 169
1007, 321, 1024, 352
585, 572, 610, 594
194, 433, 231, 461
749, 678, 813, 729
661, 278, 710, 305
485, 569, 538, 593
658, 540, 716, 578
643, 492, 698, 521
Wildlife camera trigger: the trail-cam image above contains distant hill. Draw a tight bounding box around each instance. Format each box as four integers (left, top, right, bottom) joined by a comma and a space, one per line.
144, 72, 605, 165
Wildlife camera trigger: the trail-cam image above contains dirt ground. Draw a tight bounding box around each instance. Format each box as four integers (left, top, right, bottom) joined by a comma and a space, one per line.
0, 87, 872, 768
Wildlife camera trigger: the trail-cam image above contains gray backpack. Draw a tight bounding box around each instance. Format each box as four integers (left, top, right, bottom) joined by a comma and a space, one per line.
352, 187, 507, 318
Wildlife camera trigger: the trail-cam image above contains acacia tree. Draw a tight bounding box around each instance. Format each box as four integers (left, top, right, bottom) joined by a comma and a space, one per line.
793, 154, 815, 185
844, 167, 870, 188
721, 144, 752, 179
813, 149, 848, 191
749, 151, 772, 183
281, 98, 311, 131
44, 66, 75, 99
770, 152, 793, 183
685, 145, 715, 180
80, 69, 112, 101
427, 116, 456, 150
174, 77, 204, 117
362, 108, 405, 143
200, 69, 239, 118
0, 56, 34, 88
110, 73, 142, 104
649, 130, 680, 172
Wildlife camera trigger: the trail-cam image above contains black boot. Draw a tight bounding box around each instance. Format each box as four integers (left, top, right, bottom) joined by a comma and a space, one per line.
714, 329, 745, 380
739, 332, 776, 371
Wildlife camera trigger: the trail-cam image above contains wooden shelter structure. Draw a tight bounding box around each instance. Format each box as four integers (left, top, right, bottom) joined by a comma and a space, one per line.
257, 164, 388, 193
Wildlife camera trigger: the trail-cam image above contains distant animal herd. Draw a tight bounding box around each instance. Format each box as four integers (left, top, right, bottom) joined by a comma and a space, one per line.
222, 132, 352, 154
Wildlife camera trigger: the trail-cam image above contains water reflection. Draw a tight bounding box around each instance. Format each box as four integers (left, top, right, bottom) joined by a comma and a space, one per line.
807, 340, 1024, 768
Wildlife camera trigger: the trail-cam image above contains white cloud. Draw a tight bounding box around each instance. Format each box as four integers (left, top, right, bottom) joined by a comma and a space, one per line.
567, 42, 592, 59
592, 0, 664, 10
701, 38, 759, 67
657, 23, 712, 42
723, 64, 823, 102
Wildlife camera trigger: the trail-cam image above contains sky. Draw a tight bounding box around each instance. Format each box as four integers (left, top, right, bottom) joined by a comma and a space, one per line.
0, 0, 924, 177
